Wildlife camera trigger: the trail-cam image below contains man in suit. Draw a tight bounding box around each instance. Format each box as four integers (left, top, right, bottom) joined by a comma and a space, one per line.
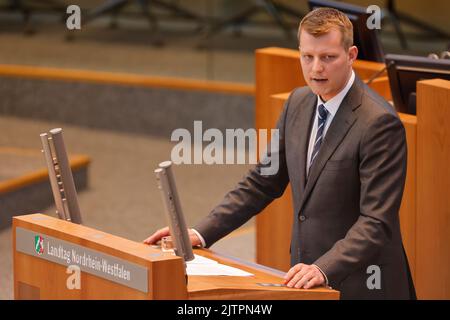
144, 7, 416, 299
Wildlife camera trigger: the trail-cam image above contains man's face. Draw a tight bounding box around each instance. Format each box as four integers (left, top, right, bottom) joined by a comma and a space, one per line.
299, 28, 357, 101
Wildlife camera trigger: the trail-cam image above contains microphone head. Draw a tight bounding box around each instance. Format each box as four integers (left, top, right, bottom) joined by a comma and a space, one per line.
159, 161, 172, 169
49, 128, 63, 135
427, 53, 439, 59
440, 51, 450, 59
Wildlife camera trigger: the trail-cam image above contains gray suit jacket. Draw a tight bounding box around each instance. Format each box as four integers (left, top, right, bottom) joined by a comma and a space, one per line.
194, 76, 415, 299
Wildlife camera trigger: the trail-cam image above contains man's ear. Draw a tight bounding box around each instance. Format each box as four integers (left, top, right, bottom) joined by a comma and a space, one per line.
348, 45, 358, 64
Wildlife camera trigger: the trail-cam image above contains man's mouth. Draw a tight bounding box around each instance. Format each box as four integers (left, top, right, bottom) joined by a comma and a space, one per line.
311, 77, 328, 83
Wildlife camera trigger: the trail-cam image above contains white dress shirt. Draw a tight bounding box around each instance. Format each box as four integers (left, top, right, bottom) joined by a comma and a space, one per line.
191, 228, 206, 247
306, 70, 355, 176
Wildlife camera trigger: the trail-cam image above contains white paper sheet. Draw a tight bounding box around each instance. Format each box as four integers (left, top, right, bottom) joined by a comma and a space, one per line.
186, 254, 254, 276
186, 263, 254, 277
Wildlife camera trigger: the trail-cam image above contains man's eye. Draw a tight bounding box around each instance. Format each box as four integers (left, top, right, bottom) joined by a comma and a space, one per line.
303, 55, 312, 60
324, 55, 336, 60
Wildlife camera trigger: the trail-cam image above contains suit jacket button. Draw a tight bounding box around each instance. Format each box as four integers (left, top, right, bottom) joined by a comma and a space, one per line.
299, 215, 306, 221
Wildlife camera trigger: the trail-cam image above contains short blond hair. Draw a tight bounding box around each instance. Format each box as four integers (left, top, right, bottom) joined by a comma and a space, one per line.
298, 7, 354, 50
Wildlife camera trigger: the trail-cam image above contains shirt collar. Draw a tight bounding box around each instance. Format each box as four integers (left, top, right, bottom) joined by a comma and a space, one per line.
316, 69, 355, 118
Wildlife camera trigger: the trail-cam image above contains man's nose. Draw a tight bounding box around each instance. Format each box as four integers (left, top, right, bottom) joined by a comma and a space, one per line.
312, 58, 324, 73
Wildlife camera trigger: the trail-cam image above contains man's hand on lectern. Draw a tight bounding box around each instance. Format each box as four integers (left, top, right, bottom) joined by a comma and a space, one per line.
284, 263, 326, 289
143, 226, 201, 247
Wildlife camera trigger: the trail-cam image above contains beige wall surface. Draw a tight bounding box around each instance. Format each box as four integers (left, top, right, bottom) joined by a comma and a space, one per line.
35, 0, 450, 33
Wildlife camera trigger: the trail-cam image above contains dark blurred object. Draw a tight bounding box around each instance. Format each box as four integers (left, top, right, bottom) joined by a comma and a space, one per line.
200, 0, 305, 44
0, 0, 66, 34
385, 53, 450, 114
308, 0, 385, 62
78, 0, 204, 45
384, 0, 450, 50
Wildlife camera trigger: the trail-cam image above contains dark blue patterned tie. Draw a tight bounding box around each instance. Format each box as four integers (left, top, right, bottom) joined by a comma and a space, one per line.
308, 104, 328, 175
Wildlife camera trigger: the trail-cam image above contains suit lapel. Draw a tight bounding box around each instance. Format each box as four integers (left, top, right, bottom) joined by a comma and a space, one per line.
298, 77, 364, 214
293, 92, 316, 191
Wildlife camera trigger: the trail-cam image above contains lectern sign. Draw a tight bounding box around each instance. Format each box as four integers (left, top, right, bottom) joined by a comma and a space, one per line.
16, 227, 148, 293
35, 235, 44, 255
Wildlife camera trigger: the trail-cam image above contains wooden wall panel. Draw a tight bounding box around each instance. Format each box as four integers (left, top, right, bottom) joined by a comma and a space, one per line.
416, 79, 450, 299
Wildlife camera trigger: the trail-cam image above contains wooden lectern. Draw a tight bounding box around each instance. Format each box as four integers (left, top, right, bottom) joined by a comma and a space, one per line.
13, 214, 339, 300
